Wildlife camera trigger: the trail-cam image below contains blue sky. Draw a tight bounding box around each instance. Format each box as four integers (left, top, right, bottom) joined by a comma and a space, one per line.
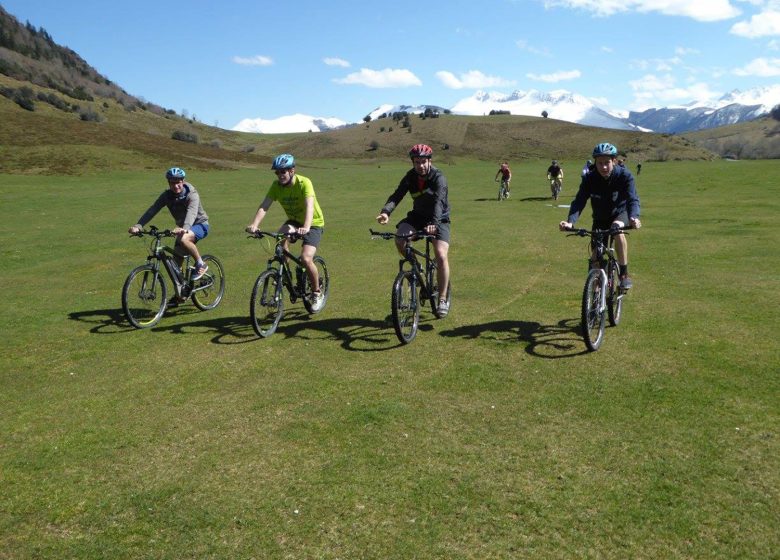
2, 0, 777, 128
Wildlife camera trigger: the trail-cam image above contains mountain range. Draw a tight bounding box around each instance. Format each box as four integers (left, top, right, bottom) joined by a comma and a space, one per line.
233, 85, 779, 135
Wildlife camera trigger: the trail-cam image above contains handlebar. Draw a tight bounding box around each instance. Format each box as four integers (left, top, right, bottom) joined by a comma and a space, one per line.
130, 226, 175, 238
369, 228, 438, 240
562, 226, 631, 238
247, 230, 302, 241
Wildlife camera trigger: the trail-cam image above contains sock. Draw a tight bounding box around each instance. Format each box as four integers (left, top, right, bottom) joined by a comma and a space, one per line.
619, 264, 628, 276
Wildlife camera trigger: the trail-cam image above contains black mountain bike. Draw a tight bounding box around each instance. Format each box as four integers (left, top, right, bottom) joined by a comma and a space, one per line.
550, 177, 562, 200
370, 229, 451, 344
564, 226, 628, 351
497, 178, 510, 201
248, 231, 330, 338
122, 226, 225, 328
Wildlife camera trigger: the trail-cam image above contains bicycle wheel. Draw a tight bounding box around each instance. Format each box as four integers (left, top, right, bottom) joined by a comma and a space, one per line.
607, 261, 623, 326
391, 270, 419, 344
497, 185, 503, 201
302, 256, 330, 314
122, 264, 167, 329
250, 269, 284, 338
581, 269, 606, 351
192, 255, 226, 311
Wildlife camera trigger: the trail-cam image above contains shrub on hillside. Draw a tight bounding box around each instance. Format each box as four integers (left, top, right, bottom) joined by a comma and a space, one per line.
37, 91, 71, 111
369, 140, 379, 151
79, 109, 103, 122
172, 130, 198, 144
1, 86, 36, 111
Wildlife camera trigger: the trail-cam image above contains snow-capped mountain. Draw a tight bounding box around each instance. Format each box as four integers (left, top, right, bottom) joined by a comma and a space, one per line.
368, 103, 449, 120
449, 89, 638, 130
232, 113, 347, 133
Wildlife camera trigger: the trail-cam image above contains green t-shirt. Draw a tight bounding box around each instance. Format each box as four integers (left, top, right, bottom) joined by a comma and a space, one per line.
265, 174, 325, 227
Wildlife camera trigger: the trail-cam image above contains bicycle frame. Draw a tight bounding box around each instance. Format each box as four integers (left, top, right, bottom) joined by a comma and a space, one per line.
253, 231, 308, 302
371, 229, 437, 301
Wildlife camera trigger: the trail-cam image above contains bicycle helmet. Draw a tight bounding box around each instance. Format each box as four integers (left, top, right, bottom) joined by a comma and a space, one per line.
165, 167, 186, 180
592, 142, 618, 158
552, 160, 558, 165
271, 153, 295, 170
409, 144, 433, 159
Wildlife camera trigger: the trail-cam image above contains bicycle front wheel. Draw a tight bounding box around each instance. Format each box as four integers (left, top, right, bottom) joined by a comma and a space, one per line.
581, 269, 605, 351
122, 264, 167, 329
192, 255, 226, 310
302, 256, 330, 314
607, 261, 623, 326
250, 269, 284, 338
391, 271, 419, 344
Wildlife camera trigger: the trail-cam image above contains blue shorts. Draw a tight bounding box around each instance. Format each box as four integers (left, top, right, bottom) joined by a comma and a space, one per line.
190, 223, 209, 242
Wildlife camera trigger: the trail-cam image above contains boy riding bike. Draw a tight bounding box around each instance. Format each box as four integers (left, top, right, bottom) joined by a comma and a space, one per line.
495, 161, 512, 197
547, 160, 563, 198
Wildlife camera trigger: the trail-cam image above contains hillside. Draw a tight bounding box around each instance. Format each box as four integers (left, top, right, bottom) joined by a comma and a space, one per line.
0, 3, 736, 175
683, 114, 780, 159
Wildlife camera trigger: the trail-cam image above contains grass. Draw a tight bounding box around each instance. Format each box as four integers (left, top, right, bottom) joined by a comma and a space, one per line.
0, 158, 778, 559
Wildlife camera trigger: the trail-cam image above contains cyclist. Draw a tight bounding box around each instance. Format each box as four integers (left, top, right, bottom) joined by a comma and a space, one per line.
494, 161, 512, 197
558, 142, 641, 290
245, 153, 325, 310
376, 144, 452, 316
581, 159, 592, 177
547, 159, 564, 197
129, 167, 211, 287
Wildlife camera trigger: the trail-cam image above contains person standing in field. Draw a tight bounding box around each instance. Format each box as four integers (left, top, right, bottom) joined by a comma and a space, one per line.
245, 153, 326, 310
559, 142, 641, 289
376, 144, 452, 316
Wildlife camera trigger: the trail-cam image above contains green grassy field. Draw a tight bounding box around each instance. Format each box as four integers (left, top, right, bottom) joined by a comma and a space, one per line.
1, 159, 778, 559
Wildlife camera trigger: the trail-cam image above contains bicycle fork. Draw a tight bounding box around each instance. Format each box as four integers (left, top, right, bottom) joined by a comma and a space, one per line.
594, 268, 608, 313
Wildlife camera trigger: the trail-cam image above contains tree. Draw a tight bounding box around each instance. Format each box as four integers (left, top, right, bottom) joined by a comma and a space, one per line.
542, 110, 549, 118
369, 140, 379, 151
363, 115, 372, 123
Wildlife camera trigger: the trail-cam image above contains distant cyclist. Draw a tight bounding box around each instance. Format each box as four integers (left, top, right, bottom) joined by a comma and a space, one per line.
128, 167, 211, 286
559, 142, 641, 290
547, 159, 564, 197
245, 153, 326, 310
376, 144, 451, 316
494, 161, 512, 196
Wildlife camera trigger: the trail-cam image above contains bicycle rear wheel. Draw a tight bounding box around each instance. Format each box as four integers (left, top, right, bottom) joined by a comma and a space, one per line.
581, 269, 606, 351
302, 256, 330, 314
607, 261, 623, 326
392, 270, 419, 344
250, 269, 284, 338
122, 264, 167, 329
192, 255, 226, 310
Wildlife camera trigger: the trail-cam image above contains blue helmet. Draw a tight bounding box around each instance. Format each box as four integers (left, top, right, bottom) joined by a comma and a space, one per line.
271, 153, 295, 170
165, 167, 186, 180
592, 142, 618, 158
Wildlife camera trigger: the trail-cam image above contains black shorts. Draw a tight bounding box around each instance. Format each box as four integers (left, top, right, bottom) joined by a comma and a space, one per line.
592, 210, 628, 231
397, 214, 451, 243
283, 221, 323, 248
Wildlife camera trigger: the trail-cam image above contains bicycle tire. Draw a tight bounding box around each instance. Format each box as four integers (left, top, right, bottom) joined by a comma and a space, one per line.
250, 269, 284, 338
122, 264, 167, 329
581, 269, 606, 351
302, 256, 330, 314
607, 261, 623, 326
192, 255, 226, 311
391, 270, 419, 344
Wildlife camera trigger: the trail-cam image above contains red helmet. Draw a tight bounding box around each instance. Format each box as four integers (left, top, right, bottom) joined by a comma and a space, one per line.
409, 144, 433, 159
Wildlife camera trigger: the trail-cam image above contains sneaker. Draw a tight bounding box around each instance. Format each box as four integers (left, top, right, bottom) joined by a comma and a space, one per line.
310, 291, 324, 311
191, 263, 208, 282
619, 274, 633, 290
438, 299, 450, 317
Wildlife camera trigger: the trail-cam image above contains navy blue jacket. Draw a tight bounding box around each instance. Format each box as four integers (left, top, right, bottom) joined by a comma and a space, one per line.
381, 165, 450, 225
567, 164, 640, 225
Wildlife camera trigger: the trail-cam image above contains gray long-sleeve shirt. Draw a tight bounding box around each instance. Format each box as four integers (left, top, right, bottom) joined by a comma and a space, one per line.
135, 183, 209, 231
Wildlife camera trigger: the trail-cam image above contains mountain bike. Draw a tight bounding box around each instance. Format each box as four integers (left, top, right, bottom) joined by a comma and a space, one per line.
248, 231, 330, 338
122, 226, 225, 329
370, 229, 451, 345
563, 226, 628, 351
550, 176, 562, 200
497, 178, 510, 201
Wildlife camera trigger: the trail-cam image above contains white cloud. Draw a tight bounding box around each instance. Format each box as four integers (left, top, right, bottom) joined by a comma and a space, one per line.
733, 57, 780, 76
769, 39, 780, 50
435, 70, 516, 89
675, 46, 700, 56
516, 39, 552, 57
526, 69, 582, 83
324, 57, 350, 68
232, 55, 273, 66
542, 0, 741, 22
731, 10, 780, 37
628, 73, 721, 108
334, 68, 422, 88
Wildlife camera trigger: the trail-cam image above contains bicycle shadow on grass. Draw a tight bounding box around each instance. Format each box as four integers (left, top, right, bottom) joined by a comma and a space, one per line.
67, 306, 200, 334
153, 311, 433, 351
519, 196, 555, 202
439, 318, 588, 358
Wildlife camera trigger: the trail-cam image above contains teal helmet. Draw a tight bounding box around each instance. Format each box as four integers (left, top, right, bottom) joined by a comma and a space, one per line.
271, 153, 295, 170
165, 167, 186, 180
592, 143, 618, 158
